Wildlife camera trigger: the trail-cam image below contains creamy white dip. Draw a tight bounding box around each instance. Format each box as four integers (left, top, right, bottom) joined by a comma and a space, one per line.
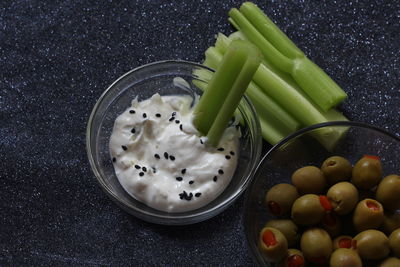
110, 93, 240, 212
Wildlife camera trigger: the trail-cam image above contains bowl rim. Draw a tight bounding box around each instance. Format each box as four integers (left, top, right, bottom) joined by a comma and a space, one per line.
86, 59, 262, 225
244, 120, 400, 265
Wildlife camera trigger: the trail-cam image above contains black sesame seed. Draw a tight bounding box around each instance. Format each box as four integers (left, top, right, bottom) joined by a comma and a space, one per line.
175, 120, 180, 124
142, 167, 147, 172
230, 151, 235, 156
142, 113, 147, 118
131, 128, 136, 134
135, 165, 141, 169
187, 193, 193, 200
112, 157, 116, 162
200, 139, 203, 144
181, 168, 186, 174
164, 152, 169, 159
218, 169, 224, 175
139, 172, 144, 177
189, 180, 194, 185
213, 176, 218, 182
169, 155, 175, 161
155, 113, 161, 117
129, 110, 135, 114
179, 124, 183, 131
169, 117, 175, 122
122, 145, 127, 151
176, 177, 183, 181
152, 167, 157, 173
217, 147, 224, 151
195, 192, 201, 197
154, 154, 160, 159
172, 111, 176, 116
225, 155, 231, 160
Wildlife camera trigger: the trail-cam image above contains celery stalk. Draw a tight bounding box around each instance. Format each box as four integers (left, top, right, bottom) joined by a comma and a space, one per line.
193, 40, 261, 146
229, 3, 348, 111
239, 2, 303, 59
228, 8, 293, 72
204, 46, 300, 136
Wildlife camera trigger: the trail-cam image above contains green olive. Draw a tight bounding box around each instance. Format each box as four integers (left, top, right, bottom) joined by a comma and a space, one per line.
259, 227, 288, 261
352, 155, 382, 190
376, 174, 400, 211
354, 229, 390, 260
321, 212, 342, 237
321, 156, 352, 184
327, 182, 359, 215
291, 166, 326, 194
382, 211, 400, 235
389, 228, 400, 257
353, 198, 384, 232
379, 257, 400, 267
333, 235, 355, 250
300, 228, 332, 264
265, 183, 299, 216
291, 194, 325, 226
279, 249, 305, 267
265, 220, 299, 247
329, 248, 362, 267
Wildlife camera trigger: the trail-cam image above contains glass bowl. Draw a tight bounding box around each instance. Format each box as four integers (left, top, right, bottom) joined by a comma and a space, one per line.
86, 60, 262, 225
244, 121, 400, 266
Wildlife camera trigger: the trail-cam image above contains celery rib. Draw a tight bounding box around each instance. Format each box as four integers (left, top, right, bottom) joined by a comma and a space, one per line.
203, 45, 300, 142
229, 2, 348, 112
193, 40, 261, 146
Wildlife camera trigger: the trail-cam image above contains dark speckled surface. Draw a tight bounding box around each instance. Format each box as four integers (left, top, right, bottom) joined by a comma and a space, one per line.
1, 0, 399, 266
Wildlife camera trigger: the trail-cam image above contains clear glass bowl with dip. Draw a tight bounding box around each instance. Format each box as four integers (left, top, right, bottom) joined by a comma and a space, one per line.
243, 121, 400, 266
86, 60, 262, 225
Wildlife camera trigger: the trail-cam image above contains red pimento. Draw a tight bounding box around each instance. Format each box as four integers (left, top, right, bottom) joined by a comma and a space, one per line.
338, 237, 353, 248
366, 200, 380, 211
267, 201, 281, 216
363, 154, 380, 161
287, 254, 305, 267
319, 195, 332, 211
262, 229, 277, 247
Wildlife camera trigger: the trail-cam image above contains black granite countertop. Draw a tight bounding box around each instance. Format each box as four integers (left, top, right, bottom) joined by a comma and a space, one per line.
1, 0, 399, 266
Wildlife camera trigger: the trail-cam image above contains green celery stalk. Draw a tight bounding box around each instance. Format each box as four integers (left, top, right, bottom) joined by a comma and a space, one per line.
193, 39, 261, 146
204, 45, 300, 138
229, 2, 347, 111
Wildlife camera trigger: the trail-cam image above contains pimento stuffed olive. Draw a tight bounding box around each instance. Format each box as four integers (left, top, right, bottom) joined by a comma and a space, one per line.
300, 228, 332, 264
265, 183, 299, 216
327, 181, 358, 215
388, 228, 400, 257
321, 155, 352, 185
353, 198, 384, 232
291, 166, 326, 194
375, 174, 400, 211
330, 248, 362, 267
351, 155, 382, 190
265, 219, 299, 247
259, 227, 288, 261
353, 229, 390, 260
291, 194, 326, 226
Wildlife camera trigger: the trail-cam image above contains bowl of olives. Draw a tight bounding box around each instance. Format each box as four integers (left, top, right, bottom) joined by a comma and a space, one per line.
244, 121, 400, 266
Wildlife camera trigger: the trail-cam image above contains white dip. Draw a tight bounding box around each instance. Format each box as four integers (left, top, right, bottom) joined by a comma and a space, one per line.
109, 93, 240, 212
